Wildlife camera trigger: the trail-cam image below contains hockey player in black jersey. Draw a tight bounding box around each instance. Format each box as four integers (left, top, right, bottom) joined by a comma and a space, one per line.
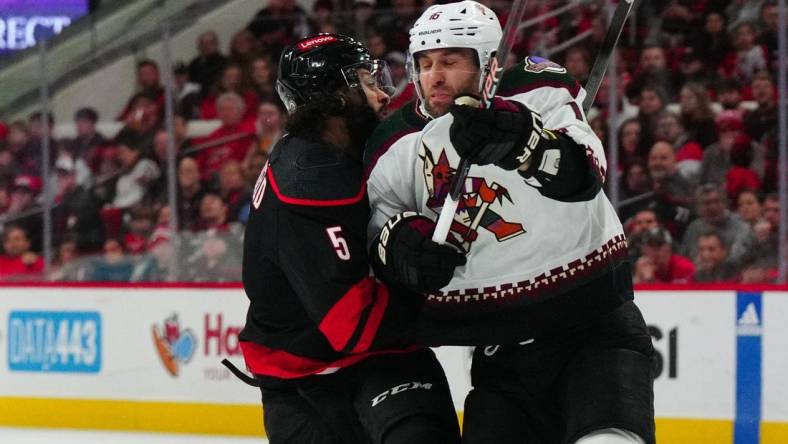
365, 2, 655, 444
237, 34, 463, 444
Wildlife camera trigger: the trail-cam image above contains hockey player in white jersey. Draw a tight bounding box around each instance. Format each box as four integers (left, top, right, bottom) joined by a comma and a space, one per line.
364, 2, 655, 443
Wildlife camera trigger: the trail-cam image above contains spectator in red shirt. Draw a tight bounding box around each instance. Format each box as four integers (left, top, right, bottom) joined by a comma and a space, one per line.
0, 225, 44, 280
196, 92, 256, 183
633, 227, 695, 284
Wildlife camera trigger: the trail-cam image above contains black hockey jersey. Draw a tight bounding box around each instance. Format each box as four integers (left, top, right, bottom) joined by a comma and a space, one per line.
240, 135, 422, 379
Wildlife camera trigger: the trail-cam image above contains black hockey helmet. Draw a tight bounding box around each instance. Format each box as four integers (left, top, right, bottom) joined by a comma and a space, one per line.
277, 33, 394, 114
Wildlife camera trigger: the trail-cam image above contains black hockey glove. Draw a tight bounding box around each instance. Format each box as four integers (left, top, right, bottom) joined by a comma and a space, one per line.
449, 95, 556, 172
371, 212, 466, 294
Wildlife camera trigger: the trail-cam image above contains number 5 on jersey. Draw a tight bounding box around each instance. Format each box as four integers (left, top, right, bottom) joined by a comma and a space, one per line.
326, 226, 351, 260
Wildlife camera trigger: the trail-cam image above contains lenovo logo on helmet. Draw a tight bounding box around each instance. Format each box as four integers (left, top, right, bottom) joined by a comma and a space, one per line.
297, 35, 337, 52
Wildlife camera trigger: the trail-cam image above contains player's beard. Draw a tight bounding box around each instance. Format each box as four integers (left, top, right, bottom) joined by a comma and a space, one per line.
424, 71, 481, 118
345, 97, 380, 159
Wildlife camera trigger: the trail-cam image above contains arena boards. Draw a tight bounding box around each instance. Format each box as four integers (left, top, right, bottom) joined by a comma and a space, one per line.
0, 283, 786, 443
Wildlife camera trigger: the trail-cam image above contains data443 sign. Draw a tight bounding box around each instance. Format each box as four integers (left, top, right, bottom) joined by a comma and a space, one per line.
7, 310, 101, 373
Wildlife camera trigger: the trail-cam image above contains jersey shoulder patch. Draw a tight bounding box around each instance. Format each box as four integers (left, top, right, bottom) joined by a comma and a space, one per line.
499, 56, 580, 98
268, 136, 365, 206
363, 101, 428, 174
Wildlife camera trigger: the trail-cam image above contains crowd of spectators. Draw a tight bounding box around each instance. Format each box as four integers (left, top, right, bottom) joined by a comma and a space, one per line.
0, 0, 784, 284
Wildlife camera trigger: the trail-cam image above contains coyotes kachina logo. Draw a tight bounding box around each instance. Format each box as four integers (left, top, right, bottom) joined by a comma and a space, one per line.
420, 143, 525, 252
152, 314, 196, 377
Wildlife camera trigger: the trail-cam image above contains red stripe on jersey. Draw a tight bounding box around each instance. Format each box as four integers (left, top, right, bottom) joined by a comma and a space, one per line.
351, 284, 390, 354
318, 276, 376, 351
240, 340, 421, 379
267, 167, 366, 207
499, 79, 581, 99
567, 101, 584, 121
241, 341, 334, 378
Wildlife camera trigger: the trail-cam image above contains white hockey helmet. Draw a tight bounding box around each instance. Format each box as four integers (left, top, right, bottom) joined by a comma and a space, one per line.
408, 1, 502, 114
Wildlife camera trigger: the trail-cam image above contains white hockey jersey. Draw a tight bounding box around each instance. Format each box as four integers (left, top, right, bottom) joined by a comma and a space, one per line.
364, 57, 631, 344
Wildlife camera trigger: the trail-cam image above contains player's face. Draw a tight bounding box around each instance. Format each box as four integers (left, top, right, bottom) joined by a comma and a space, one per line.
356, 68, 391, 116
416, 48, 480, 117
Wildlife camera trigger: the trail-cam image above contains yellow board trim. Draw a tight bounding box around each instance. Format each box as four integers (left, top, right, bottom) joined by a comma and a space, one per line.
0, 397, 264, 436
3, 397, 788, 443
763, 421, 788, 444
656, 418, 732, 443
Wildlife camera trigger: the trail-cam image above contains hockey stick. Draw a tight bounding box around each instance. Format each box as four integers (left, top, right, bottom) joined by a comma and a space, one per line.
432, 0, 634, 244
432, 0, 530, 244
582, 0, 635, 113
